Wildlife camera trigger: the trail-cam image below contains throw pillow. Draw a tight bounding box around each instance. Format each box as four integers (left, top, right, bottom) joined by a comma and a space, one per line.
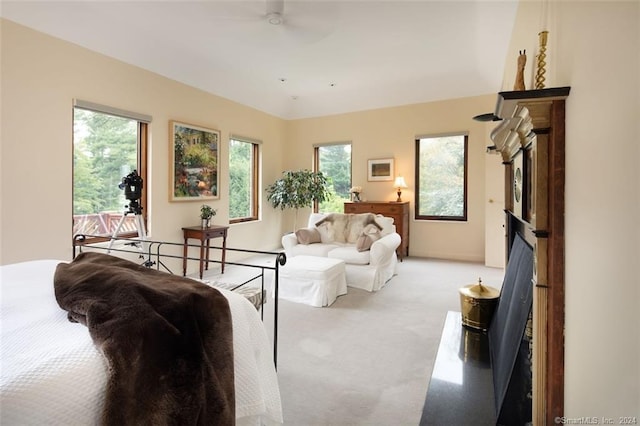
356, 224, 381, 252
295, 228, 321, 245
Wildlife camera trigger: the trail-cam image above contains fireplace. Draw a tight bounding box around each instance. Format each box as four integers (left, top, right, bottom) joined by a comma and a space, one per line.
419, 232, 535, 426
490, 87, 570, 423
420, 87, 569, 424
489, 232, 533, 424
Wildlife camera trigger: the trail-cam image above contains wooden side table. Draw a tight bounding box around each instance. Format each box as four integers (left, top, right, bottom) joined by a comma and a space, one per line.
182, 225, 229, 279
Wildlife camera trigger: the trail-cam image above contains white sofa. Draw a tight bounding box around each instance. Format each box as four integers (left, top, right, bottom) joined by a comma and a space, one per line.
281, 212, 401, 292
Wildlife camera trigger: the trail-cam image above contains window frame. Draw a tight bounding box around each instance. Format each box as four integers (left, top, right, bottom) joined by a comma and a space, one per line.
414, 133, 468, 221
72, 100, 150, 244
228, 136, 260, 224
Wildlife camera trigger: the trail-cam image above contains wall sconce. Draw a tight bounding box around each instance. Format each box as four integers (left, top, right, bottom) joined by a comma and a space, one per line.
394, 176, 408, 202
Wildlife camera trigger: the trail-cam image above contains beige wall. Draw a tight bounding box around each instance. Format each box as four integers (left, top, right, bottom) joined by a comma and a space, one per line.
286, 95, 496, 262
505, 0, 639, 417
1, 18, 497, 266
0, 19, 287, 268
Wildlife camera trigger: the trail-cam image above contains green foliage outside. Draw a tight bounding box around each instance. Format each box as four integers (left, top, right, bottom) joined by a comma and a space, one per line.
229, 139, 252, 219
317, 144, 351, 213
418, 135, 465, 217
73, 108, 137, 215
320, 189, 350, 213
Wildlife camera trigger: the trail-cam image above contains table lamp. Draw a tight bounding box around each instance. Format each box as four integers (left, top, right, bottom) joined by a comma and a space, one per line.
394, 176, 408, 202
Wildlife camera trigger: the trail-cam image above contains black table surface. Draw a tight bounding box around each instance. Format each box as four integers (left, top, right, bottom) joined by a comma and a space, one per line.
419, 311, 496, 426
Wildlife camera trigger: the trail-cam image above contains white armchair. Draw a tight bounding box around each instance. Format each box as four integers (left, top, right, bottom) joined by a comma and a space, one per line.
281, 212, 401, 292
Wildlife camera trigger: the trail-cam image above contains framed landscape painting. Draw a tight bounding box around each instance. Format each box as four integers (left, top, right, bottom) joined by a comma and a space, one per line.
367, 158, 394, 181
170, 121, 220, 201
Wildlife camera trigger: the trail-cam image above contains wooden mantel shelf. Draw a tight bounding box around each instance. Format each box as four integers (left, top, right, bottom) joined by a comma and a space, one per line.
494, 86, 571, 119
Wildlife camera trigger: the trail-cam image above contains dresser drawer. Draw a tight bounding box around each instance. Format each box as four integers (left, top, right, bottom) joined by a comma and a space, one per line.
344, 203, 402, 215
372, 204, 403, 215
344, 203, 371, 213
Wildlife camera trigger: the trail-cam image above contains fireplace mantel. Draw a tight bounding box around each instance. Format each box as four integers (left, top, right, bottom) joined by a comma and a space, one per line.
490, 86, 570, 425
494, 87, 571, 119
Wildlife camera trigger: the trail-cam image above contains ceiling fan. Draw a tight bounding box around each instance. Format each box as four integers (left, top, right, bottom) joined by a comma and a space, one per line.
265, 0, 285, 25
205, 0, 337, 46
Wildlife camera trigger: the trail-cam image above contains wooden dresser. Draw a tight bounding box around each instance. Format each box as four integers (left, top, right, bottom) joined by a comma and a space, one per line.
344, 201, 409, 260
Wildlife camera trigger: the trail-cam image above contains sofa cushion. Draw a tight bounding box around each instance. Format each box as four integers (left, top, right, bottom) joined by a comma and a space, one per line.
295, 227, 321, 245
327, 246, 370, 265
356, 224, 382, 252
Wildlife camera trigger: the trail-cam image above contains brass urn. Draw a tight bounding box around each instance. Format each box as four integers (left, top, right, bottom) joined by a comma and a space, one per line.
459, 278, 500, 331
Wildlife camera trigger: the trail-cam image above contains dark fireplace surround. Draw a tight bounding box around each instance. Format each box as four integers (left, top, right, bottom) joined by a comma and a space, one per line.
421, 87, 570, 425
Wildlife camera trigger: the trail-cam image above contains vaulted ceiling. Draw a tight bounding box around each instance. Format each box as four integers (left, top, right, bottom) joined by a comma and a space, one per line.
1, 0, 518, 119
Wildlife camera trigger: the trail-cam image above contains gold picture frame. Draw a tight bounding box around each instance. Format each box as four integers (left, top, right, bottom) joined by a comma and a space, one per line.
170, 120, 220, 201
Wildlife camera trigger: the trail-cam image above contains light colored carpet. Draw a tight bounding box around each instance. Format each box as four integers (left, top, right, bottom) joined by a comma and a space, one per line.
203, 256, 504, 426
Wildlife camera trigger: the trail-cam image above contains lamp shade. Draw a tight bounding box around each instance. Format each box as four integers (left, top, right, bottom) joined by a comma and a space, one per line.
394, 176, 408, 189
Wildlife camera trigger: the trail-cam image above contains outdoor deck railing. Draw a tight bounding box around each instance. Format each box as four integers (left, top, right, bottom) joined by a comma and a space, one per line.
73, 212, 137, 236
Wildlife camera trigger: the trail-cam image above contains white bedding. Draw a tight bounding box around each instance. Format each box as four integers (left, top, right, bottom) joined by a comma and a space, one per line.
0, 259, 282, 425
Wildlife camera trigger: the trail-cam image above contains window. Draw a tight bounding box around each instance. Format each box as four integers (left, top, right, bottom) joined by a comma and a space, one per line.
73, 101, 150, 243
229, 137, 259, 223
314, 143, 352, 213
415, 133, 468, 221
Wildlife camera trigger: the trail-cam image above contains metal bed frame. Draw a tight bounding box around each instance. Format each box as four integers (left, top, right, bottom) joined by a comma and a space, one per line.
72, 234, 286, 367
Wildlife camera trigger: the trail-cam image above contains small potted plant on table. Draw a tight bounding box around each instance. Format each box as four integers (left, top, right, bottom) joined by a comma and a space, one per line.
200, 205, 217, 228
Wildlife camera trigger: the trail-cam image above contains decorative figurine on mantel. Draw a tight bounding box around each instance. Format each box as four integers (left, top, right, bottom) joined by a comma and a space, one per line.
535, 31, 549, 89
514, 49, 526, 91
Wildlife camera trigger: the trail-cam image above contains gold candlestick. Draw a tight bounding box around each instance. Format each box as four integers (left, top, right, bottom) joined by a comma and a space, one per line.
535, 30, 548, 89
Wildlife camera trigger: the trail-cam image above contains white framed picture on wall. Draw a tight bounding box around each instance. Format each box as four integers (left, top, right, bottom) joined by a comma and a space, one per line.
367, 158, 394, 181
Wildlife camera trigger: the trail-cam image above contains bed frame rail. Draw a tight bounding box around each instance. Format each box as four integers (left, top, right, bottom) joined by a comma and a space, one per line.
72, 234, 286, 367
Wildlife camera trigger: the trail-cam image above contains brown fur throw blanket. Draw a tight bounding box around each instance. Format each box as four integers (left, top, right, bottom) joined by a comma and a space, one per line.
54, 252, 235, 426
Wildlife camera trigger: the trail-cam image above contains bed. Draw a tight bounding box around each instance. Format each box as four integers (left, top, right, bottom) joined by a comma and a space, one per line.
0, 255, 283, 425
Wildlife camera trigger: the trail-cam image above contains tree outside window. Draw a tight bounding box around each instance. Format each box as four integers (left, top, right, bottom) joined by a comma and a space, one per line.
73, 106, 148, 241
315, 143, 352, 213
415, 134, 468, 221
229, 138, 259, 222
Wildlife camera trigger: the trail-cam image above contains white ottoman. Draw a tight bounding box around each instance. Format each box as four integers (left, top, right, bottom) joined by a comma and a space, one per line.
274, 256, 347, 307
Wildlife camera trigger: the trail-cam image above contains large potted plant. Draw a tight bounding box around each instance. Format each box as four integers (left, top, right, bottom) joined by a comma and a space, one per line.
266, 170, 331, 231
